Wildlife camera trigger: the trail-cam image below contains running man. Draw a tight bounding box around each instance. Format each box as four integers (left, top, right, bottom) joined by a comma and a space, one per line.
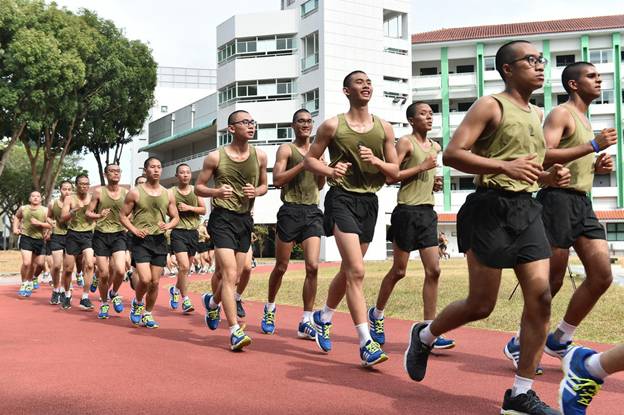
168, 163, 206, 314
60, 175, 96, 310
261, 108, 324, 339
13, 191, 51, 297
195, 109, 268, 351
125, 175, 147, 288
303, 70, 399, 367
46, 181, 73, 304
120, 157, 179, 329
369, 101, 455, 349
504, 62, 617, 368
86, 163, 128, 319
403, 41, 568, 414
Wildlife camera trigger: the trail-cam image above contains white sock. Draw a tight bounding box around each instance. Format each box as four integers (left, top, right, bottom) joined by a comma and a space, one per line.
513, 328, 521, 345
424, 319, 433, 325
320, 305, 335, 323
266, 302, 276, 312
100, 298, 108, 304
373, 307, 384, 319
229, 324, 240, 335
303, 311, 313, 322
419, 324, 436, 347
356, 323, 372, 347
60, 287, 65, 294
81, 293, 89, 300
511, 375, 533, 397
585, 353, 609, 380
556, 320, 577, 343
235, 293, 242, 301
208, 296, 218, 309
183, 296, 189, 301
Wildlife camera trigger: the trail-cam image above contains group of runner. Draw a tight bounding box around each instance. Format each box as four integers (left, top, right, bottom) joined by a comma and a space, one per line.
12, 40, 622, 414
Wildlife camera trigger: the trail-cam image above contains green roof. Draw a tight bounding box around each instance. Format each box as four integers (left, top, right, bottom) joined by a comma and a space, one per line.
139, 121, 215, 152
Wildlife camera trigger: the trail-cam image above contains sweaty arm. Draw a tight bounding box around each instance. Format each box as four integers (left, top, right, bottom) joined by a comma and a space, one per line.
194, 151, 228, 199
303, 117, 341, 178
272, 144, 302, 187
388, 137, 439, 184
119, 189, 142, 237
371, 121, 400, 181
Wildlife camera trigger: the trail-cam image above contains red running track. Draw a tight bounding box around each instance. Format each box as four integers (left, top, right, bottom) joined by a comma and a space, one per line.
1, 277, 623, 414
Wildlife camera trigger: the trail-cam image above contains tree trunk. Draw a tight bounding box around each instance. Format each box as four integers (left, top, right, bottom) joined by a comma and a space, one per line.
44, 120, 75, 204
93, 149, 105, 185
0, 123, 25, 177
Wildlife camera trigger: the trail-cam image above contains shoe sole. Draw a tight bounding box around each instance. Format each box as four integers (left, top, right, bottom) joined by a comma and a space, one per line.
231, 337, 252, 351
79, 305, 94, 311
558, 347, 577, 412
297, 332, 315, 340
98, 315, 109, 319
182, 307, 194, 314
362, 354, 389, 367
544, 345, 567, 359
433, 343, 456, 350
262, 328, 275, 335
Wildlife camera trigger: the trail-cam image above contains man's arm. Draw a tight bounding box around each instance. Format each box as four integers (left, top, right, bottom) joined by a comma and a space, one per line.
31, 208, 52, 230
60, 196, 75, 223
194, 151, 233, 200
272, 144, 299, 188
85, 187, 109, 221
119, 189, 144, 238
12, 207, 23, 235
161, 191, 180, 231
387, 136, 439, 184
303, 117, 351, 179
360, 120, 399, 181
243, 149, 269, 198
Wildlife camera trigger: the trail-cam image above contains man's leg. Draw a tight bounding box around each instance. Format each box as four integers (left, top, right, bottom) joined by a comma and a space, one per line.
145, 263, 162, 313
110, 251, 126, 294
300, 236, 320, 314
212, 248, 239, 327
51, 250, 63, 290
18, 249, 33, 296
374, 243, 410, 313
81, 249, 95, 297
95, 255, 110, 317
548, 247, 570, 297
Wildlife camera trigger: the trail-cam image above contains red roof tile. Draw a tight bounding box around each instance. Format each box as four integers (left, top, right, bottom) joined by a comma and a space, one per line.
437, 213, 457, 223
412, 15, 624, 44
596, 210, 624, 220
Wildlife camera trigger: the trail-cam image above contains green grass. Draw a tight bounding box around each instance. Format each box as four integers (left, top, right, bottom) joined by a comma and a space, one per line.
189, 258, 623, 344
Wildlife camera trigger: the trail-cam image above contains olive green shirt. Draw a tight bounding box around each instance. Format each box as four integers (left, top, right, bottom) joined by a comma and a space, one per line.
95, 187, 127, 233
212, 146, 259, 214
21, 205, 46, 240
51, 199, 67, 236
68, 195, 95, 232
557, 107, 595, 194
280, 143, 320, 205
174, 185, 201, 230
473, 94, 546, 192
132, 185, 169, 235
327, 114, 386, 193
397, 136, 437, 206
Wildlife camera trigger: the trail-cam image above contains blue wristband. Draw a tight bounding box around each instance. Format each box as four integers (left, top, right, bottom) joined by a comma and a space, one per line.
590, 139, 600, 153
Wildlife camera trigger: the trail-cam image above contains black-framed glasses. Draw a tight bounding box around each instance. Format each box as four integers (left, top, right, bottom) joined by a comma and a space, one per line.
510, 55, 548, 67
231, 119, 257, 126
295, 119, 313, 125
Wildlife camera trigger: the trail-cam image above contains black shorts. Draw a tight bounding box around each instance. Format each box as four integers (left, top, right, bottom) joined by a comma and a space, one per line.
277, 203, 324, 244
206, 240, 215, 250
537, 187, 605, 249
66, 230, 93, 256
19, 235, 44, 255
49, 233, 66, 252
197, 241, 209, 253
131, 234, 167, 267
208, 207, 253, 253
457, 188, 551, 269
93, 230, 127, 257
323, 186, 378, 243
171, 229, 199, 256
125, 232, 133, 251
387, 204, 438, 252
44, 240, 51, 256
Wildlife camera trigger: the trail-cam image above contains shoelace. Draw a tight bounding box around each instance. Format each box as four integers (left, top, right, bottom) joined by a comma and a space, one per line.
570, 377, 601, 406
523, 390, 551, 411
233, 328, 246, 338
320, 322, 332, 339
183, 299, 192, 307
365, 341, 382, 354
264, 311, 275, 325
207, 308, 220, 319
373, 319, 384, 334
101, 304, 109, 312
113, 296, 122, 305
136, 305, 145, 316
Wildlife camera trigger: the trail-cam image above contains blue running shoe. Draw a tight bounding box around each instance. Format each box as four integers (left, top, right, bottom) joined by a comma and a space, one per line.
230, 327, 251, 351
141, 312, 159, 329
433, 336, 456, 350
312, 310, 332, 352
98, 303, 110, 319
32, 277, 39, 290
545, 332, 574, 359
368, 307, 385, 345
360, 340, 389, 367
129, 298, 144, 325
23, 283, 33, 297
559, 346, 603, 415
17, 283, 27, 297
504, 336, 544, 375
201, 293, 221, 330
169, 286, 180, 310
110, 291, 124, 313
297, 320, 316, 340
89, 275, 98, 293
182, 297, 194, 314
76, 273, 84, 287
261, 305, 276, 335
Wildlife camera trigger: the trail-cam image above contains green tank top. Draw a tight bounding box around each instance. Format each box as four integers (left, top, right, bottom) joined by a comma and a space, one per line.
473, 94, 546, 192
397, 136, 437, 206
51, 199, 67, 235
280, 143, 320, 205
21, 205, 46, 240
557, 107, 595, 194
327, 114, 386, 193
174, 185, 201, 230
132, 185, 169, 235
95, 187, 127, 233
212, 145, 259, 214
68, 194, 95, 232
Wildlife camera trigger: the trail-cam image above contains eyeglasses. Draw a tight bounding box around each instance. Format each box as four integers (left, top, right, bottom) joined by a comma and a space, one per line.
295, 119, 313, 125
510, 55, 548, 67
231, 119, 257, 127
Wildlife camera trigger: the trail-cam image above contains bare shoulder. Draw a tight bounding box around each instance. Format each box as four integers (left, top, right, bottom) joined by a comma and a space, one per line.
318, 116, 339, 136
544, 105, 572, 124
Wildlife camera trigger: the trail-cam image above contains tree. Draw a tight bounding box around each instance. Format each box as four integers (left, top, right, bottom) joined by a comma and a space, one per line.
253, 224, 270, 258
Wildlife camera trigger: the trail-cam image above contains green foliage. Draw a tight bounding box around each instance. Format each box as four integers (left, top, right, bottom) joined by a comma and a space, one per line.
253, 224, 270, 258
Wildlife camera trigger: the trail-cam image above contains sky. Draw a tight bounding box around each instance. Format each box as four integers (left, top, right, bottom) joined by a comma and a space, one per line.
53, 0, 624, 69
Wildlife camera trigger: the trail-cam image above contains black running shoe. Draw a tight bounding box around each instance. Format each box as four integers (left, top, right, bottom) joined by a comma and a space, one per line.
79, 298, 94, 310
61, 294, 71, 310
129, 273, 135, 291
501, 389, 561, 415
49, 291, 60, 305
404, 322, 432, 381
236, 299, 246, 318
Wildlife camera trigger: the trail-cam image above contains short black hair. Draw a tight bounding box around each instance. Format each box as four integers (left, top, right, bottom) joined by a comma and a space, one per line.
343, 70, 367, 88
561, 62, 595, 94
406, 101, 430, 119
227, 110, 249, 125
134, 175, 146, 185
60, 180, 73, 188
143, 156, 161, 169
104, 163, 119, 173
495, 40, 531, 80
292, 108, 311, 123
175, 163, 190, 175
75, 174, 89, 185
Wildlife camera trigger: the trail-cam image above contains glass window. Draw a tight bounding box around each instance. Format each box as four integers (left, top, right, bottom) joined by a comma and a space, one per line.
606, 223, 624, 241
301, 0, 318, 17
557, 94, 569, 105
303, 88, 319, 113
556, 54, 575, 67
383, 13, 403, 39
589, 49, 612, 64
457, 102, 474, 112
484, 56, 496, 71
456, 65, 474, 73
301, 32, 319, 71
597, 89, 614, 104
459, 177, 476, 190
429, 103, 439, 112
420, 67, 437, 76
593, 173, 611, 187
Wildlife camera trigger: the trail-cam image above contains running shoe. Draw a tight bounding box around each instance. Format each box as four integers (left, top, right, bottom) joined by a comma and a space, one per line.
297, 320, 317, 340
49, 291, 61, 305
230, 327, 251, 351
433, 336, 456, 349
76, 273, 84, 287
129, 298, 144, 325
236, 299, 246, 318
98, 303, 110, 319
504, 336, 544, 375
404, 322, 432, 381
545, 332, 574, 359
182, 297, 194, 314
368, 307, 385, 345
17, 283, 27, 297
260, 305, 276, 335
110, 291, 124, 313
141, 312, 159, 329
501, 389, 561, 414
169, 286, 180, 310
61, 293, 71, 310
32, 277, 40, 290
559, 346, 603, 415
79, 297, 94, 310
89, 274, 98, 293
201, 293, 221, 330
312, 310, 332, 352
360, 340, 389, 367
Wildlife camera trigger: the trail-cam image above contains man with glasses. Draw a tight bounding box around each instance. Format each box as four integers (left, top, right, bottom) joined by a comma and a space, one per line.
404, 41, 569, 414
46, 181, 73, 304
304, 70, 399, 367
86, 164, 128, 319
196, 110, 268, 351
260, 108, 325, 339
